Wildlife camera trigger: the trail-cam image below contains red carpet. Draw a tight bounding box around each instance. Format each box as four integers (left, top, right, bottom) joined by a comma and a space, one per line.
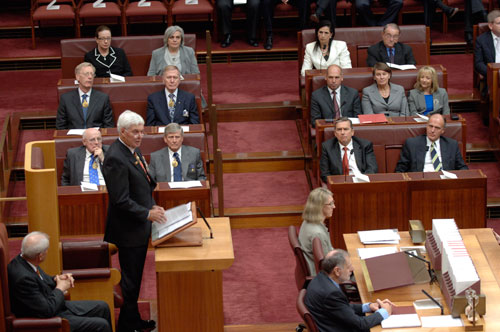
460, 112, 489, 143
212, 170, 310, 208
430, 54, 473, 94
0, 38, 62, 58
469, 162, 500, 197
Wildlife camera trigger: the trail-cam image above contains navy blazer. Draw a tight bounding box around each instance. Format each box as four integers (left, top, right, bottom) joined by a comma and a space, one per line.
146, 88, 199, 126
474, 31, 495, 78
311, 85, 362, 127
56, 89, 114, 129
320, 136, 378, 183
84, 47, 133, 78
305, 271, 384, 332
366, 41, 416, 67
395, 135, 468, 172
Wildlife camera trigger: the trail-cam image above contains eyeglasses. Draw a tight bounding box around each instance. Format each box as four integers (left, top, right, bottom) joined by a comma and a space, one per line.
324, 201, 335, 207
97, 37, 112, 41
79, 71, 95, 77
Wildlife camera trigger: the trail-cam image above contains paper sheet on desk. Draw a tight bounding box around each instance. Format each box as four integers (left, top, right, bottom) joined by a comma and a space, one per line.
81, 182, 98, 191
387, 63, 417, 70
381, 314, 421, 328
357, 247, 397, 259
158, 126, 190, 133
414, 113, 428, 122
352, 169, 369, 183
110, 73, 125, 82
168, 181, 202, 188
440, 170, 458, 179
67, 127, 100, 136
358, 229, 400, 244
421, 315, 463, 327
414, 298, 442, 310
349, 117, 360, 124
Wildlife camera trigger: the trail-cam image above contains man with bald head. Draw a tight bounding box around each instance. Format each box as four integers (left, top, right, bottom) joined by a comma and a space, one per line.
8, 231, 112, 332
311, 65, 361, 128
305, 249, 392, 331
61, 128, 109, 186
395, 113, 468, 172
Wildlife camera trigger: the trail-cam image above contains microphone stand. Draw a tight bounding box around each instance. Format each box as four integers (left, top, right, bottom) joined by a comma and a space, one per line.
197, 206, 213, 239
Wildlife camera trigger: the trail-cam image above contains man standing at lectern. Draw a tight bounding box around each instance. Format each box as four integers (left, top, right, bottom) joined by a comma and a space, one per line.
395, 113, 468, 172
102, 110, 166, 332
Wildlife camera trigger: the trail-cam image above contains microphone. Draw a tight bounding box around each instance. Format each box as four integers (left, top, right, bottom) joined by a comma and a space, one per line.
344, 148, 354, 182
196, 206, 213, 239
339, 100, 346, 117
421, 289, 444, 315
403, 250, 438, 285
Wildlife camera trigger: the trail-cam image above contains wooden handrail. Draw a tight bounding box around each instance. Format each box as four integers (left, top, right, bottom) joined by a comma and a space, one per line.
215, 149, 224, 217
0, 197, 27, 202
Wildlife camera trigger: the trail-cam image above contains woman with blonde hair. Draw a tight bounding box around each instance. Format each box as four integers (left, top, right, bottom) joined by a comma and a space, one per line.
298, 187, 335, 276
408, 66, 450, 115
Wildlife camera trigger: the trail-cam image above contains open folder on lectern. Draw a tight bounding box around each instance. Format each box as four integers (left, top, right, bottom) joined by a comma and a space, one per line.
360, 251, 430, 292
151, 202, 198, 247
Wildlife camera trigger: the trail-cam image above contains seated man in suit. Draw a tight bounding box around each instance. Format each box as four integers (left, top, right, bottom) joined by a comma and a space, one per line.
146, 65, 199, 126
311, 64, 361, 128
474, 10, 500, 96
8, 231, 112, 332
366, 24, 416, 67
320, 117, 378, 183
61, 128, 109, 186
305, 249, 392, 331
149, 123, 206, 182
395, 113, 468, 172
56, 62, 115, 130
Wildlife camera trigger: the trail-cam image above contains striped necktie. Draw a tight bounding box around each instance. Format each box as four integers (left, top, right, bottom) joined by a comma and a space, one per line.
430, 142, 442, 171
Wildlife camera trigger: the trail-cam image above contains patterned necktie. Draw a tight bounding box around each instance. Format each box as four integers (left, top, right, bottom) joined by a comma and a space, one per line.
430, 142, 442, 171
342, 146, 349, 175
81, 94, 88, 128
168, 93, 175, 121
36, 267, 43, 280
173, 152, 182, 181
389, 48, 395, 63
333, 90, 340, 118
134, 152, 150, 182
89, 155, 99, 185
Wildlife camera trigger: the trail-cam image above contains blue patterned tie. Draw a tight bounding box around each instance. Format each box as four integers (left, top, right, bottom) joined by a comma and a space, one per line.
168, 93, 175, 121
173, 152, 182, 181
430, 142, 442, 171
89, 155, 99, 185
81, 94, 88, 129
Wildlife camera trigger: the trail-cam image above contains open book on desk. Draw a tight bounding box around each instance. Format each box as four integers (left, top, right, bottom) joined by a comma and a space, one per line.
151, 202, 197, 247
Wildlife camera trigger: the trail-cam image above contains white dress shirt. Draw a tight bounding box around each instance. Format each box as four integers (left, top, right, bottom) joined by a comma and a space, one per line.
492, 32, 500, 63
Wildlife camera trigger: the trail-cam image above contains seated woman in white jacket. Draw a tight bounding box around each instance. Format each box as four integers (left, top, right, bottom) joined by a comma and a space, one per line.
300, 20, 352, 76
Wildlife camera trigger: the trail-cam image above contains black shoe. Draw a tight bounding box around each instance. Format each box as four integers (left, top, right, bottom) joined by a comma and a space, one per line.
248, 39, 258, 47
310, 13, 319, 23
140, 319, 156, 330
264, 34, 273, 50
465, 32, 473, 46
447, 7, 458, 19
220, 34, 232, 48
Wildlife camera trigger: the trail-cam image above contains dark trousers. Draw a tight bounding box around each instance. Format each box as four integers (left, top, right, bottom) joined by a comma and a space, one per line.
423, 0, 453, 26
217, 0, 260, 39
314, 0, 339, 27
60, 300, 112, 332
355, 0, 402, 26
464, 0, 485, 34
264, 0, 310, 33
117, 245, 148, 332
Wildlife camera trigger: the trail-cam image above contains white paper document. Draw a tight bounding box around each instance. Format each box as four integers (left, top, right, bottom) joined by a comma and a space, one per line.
386, 63, 417, 70
67, 129, 86, 136
168, 181, 202, 188
352, 169, 370, 183
109, 73, 125, 82
440, 170, 458, 179
93, 0, 106, 8
80, 182, 98, 191
349, 117, 360, 124
421, 315, 463, 328
357, 247, 397, 260
413, 298, 442, 310
234, 0, 247, 4
152, 202, 193, 240
137, 0, 151, 7
381, 314, 421, 328
46, 0, 60, 10
358, 229, 400, 244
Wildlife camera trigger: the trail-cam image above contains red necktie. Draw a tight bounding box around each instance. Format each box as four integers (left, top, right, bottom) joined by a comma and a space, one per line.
333, 91, 340, 118
342, 147, 349, 175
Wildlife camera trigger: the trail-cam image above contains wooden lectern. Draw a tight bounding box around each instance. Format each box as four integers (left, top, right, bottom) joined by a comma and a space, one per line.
155, 217, 234, 332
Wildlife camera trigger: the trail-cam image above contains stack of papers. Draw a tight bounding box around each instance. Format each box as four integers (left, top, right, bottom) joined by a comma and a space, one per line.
358, 229, 400, 244
168, 181, 202, 189
151, 202, 192, 241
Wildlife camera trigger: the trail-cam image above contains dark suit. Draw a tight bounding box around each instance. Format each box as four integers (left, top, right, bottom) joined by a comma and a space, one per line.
366, 41, 416, 67
61, 145, 110, 186
474, 31, 495, 78
305, 271, 384, 332
217, 0, 259, 40
395, 135, 468, 172
8, 254, 111, 332
146, 89, 199, 126
84, 47, 133, 78
320, 136, 378, 183
102, 139, 156, 331
311, 85, 361, 127
56, 89, 114, 130
149, 145, 206, 182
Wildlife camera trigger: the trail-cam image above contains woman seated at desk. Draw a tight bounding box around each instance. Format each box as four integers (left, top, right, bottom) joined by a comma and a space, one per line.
408, 66, 450, 116
298, 188, 335, 276
362, 62, 409, 117
300, 20, 352, 77
147, 25, 200, 77
84, 25, 133, 78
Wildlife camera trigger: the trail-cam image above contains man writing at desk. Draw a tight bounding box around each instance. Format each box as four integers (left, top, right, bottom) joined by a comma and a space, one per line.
395, 113, 468, 172
305, 249, 392, 331
61, 128, 109, 186
320, 117, 378, 183
148, 123, 206, 182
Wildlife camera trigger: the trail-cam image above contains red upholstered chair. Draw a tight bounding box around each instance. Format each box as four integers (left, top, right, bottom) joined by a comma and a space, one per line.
0, 223, 71, 332
288, 225, 312, 291
168, 0, 216, 40
296, 289, 320, 332
31, 0, 80, 49
312, 237, 324, 274
77, 0, 125, 36
123, 0, 169, 35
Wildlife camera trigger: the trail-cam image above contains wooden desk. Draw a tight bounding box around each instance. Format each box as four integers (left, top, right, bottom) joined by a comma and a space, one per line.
53, 124, 205, 138
155, 217, 234, 332
328, 170, 486, 249
57, 181, 211, 235
344, 229, 500, 331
